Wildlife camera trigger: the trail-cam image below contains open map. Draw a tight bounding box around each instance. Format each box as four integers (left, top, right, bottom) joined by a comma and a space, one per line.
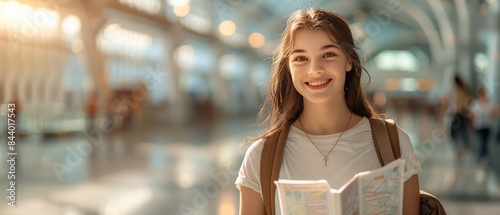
275, 159, 405, 215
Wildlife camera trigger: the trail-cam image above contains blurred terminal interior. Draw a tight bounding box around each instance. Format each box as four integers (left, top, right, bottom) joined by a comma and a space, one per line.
0, 0, 500, 215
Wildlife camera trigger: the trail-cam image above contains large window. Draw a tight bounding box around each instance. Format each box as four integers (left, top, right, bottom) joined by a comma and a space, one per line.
373, 50, 420, 72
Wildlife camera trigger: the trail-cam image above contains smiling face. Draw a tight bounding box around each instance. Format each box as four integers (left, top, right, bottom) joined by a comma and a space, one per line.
288, 29, 352, 105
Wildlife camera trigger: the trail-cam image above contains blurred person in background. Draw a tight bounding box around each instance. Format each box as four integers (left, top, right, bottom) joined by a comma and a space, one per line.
470, 86, 500, 165
85, 93, 97, 131
447, 74, 473, 160
235, 8, 421, 215
113, 84, 133, 131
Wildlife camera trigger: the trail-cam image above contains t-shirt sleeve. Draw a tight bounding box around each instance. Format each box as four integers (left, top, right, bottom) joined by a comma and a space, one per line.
235, 139, 265, 194
397, 126, 422, 181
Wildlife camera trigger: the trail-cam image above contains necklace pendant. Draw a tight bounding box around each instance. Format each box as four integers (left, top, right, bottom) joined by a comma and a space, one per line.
323, 157, 329, 166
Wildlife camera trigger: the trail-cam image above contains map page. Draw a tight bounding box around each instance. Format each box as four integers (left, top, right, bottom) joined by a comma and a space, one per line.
357, 159, 404, 215
275, 180, 331, 215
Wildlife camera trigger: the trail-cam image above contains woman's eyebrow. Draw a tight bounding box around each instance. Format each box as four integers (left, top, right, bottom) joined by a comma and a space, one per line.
290, 44, 339, 55
321, 44, 339, 50
290, 49, 306, 55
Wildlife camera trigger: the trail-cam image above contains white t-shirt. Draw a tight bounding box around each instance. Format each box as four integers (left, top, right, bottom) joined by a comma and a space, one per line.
471, 100, 495, 129
235, 117, 422, 214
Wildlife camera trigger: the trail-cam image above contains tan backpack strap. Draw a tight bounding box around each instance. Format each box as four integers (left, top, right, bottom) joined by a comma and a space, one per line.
369, 118, 398, 166
384, 119, 401, 159
260, 124, 291, 215
261, 134, 278, 215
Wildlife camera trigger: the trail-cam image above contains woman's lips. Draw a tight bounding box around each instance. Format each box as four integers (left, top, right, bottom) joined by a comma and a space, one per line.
305, 79, 332, 89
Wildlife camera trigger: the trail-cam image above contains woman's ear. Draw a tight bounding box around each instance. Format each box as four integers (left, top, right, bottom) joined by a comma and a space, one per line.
346, 61, 353, 72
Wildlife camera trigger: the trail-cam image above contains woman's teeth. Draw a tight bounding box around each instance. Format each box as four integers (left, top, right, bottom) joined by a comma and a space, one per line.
308, 79, 330, 86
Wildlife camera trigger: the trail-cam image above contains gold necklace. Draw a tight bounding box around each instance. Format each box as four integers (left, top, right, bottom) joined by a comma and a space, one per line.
298, 112, 353, 166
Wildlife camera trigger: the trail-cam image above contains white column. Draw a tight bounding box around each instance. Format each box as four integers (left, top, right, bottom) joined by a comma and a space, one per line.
486, 0, 499, 104
166, 32, 180, 123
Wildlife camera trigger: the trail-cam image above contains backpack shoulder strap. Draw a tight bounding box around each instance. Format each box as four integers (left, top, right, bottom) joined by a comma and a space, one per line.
260, 124, 291, 215
369, 118, 401, 166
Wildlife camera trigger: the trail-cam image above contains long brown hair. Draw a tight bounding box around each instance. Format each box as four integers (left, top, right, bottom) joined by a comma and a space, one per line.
256, 8, 378, 140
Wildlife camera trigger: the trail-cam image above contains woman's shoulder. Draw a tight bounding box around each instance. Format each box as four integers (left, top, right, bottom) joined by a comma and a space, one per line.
242, 139, 266, 158
395, 124, 412, 144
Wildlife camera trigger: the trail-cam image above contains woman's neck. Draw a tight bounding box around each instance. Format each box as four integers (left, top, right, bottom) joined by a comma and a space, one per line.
297, 101, 359, 135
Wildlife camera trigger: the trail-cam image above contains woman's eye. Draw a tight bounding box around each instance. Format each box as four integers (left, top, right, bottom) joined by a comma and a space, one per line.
323, 53, 336, 58
294, 56, 307, 62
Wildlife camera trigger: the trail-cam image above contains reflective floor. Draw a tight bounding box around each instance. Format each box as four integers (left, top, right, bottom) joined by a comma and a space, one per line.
1, 106, 500, 215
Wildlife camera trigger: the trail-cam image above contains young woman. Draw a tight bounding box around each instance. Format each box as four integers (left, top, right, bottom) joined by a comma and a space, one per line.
235, 8, 421, 214
449, 74, 473, 159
